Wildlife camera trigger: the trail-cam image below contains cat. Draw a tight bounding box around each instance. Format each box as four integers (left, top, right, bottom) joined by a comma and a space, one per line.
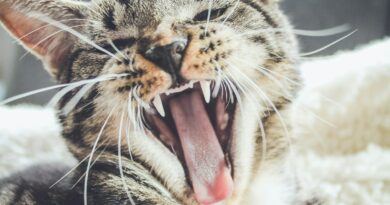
0, 0, 303, 204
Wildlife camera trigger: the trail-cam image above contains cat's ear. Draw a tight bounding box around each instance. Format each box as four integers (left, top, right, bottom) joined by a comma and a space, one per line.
0, 0, 89, 78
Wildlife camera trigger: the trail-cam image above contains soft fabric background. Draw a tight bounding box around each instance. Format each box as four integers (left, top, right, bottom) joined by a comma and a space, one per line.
0, 38, 389, 204
291, 38, 390, 205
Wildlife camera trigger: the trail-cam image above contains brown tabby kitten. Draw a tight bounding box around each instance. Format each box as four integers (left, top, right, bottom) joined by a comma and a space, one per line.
0, 0, 302, 204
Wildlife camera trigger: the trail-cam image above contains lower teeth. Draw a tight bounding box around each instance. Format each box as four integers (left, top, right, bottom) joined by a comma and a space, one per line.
220, 113, 229, 130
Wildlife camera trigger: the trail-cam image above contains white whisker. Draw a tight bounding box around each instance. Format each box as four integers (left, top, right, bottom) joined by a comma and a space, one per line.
125, 97, 134, 161
29, 13, 121, 60
15, 19, 98, 43
223, 67, 268, 166
71, 142, 110, 189
223, 74, 238, 105
49, 138, 111, 189
128, 90, 138, 135
84, 107, 116, 205
0, 84, 70, 105
297, 104, 336, 128
62, 82, 96, 115
259, 65, 301, 87
225, 69, 271, 161
231, 57, 339, 128
47, 74, 127, 107
133, 86, 151, 110
258, 116, 267, 164
108, 39, 129, 60
18, 24, 85, 60
204, 0, 213, 34
215, 69, 261, 169
134, 87, 148, 138
0, 74, 122, 105
222, 70, 241, 106
301, 29, 357, 56
227, 28, 284, 39
49, 155, 90, 189
72, 172, 87, 190
118, 110, 136, 205
86, 2, 103, 18
221, 81, 229, 106
212, 63, 223, 98
294, 24, 351, 37
227, 63, 292, 149
213, 61, 234, 104
222, 0, 240, 25
230, 57, 293, 98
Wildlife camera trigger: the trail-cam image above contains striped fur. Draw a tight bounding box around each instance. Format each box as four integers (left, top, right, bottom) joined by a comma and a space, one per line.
0, 0, 303, 204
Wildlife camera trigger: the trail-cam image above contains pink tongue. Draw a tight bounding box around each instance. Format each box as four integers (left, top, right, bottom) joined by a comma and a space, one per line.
169, 91, 233, 205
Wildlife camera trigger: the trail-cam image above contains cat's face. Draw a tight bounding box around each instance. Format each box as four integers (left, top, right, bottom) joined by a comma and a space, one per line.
0, 0, 299, 204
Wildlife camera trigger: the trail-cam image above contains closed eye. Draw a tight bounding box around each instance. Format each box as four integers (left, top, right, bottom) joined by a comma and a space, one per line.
98, 38, 136, 54
193, 7, 227, 22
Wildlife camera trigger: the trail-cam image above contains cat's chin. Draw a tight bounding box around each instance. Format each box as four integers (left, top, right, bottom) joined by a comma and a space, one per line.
144, 80, 237, 204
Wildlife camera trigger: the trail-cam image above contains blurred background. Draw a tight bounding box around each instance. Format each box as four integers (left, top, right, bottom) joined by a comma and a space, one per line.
0, 0, 389, 105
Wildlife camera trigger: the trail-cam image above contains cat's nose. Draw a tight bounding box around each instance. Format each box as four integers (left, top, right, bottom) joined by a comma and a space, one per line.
143, 38, 188, 83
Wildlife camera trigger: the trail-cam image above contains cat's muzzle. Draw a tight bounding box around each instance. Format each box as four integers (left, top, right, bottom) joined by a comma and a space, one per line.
143, 37, 188, 85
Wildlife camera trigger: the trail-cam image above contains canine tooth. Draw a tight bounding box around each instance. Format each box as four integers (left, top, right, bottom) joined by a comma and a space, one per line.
200, 81, 211, 103
153, 95, 165, 117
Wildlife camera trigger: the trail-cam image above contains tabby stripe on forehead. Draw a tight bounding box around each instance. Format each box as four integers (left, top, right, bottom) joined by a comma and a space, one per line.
241, 0, 278, 28
103, 7, 117, 30
117, 0, 130, 5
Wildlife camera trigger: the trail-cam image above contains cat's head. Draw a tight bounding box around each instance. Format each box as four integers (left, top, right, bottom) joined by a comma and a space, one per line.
0, 0, 299, 204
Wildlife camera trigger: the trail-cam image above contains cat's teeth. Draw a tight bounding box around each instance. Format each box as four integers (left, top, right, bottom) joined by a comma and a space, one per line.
189, 80, 196, 88
162, 81, 196, 96
153, 95, 165, 117
200, 81, 211, 103
220, 113, 229, 130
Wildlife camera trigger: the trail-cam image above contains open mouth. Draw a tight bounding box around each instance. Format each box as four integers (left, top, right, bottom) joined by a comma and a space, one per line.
144, 81, 236, 204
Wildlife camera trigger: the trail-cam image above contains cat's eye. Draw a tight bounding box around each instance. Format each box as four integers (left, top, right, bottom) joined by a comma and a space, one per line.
96, 38, 136, 54
193, 7, 227, 22
109, 38, 136, 50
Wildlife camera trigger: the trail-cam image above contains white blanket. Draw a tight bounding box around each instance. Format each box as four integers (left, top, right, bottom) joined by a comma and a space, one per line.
292, 38, 390, 204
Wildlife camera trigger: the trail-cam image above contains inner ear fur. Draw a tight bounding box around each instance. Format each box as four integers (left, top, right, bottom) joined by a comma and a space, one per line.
0, 0, 89, 79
